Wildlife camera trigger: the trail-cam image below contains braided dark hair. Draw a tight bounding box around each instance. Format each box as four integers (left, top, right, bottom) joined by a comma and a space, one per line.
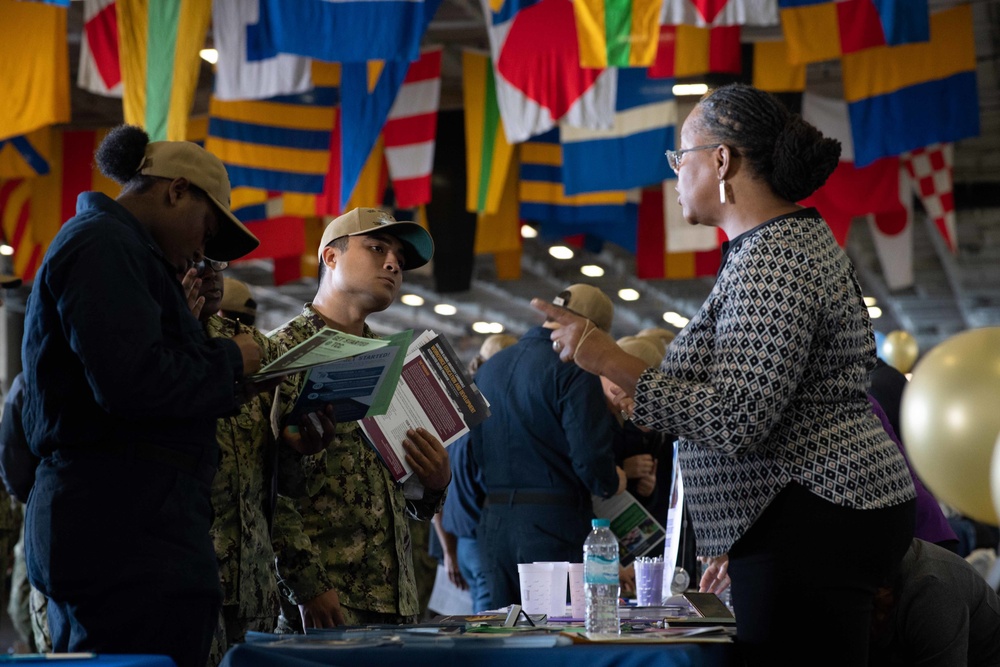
695, 83, 841, 202
94, 124, 159, 194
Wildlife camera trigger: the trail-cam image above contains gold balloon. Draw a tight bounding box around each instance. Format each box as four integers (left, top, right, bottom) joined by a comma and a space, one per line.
882, 330, 919, 374
901, 327, 1000, 525
990, 433, 1000, 526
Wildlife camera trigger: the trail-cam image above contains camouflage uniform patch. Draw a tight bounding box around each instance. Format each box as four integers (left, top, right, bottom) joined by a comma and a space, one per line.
204, 315, 289, 661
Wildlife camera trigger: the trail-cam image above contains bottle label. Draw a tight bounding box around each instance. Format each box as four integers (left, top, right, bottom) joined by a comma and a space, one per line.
584, 554, 619, 585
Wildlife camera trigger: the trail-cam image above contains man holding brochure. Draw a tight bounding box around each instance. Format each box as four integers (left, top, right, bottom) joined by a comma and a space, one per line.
270, 208, 451, 629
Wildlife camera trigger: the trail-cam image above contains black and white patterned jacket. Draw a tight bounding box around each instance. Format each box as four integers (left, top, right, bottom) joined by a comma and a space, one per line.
632, 209, 916, 557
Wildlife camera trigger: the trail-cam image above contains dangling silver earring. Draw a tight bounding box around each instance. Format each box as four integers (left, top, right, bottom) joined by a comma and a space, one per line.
719, 179, 726, 204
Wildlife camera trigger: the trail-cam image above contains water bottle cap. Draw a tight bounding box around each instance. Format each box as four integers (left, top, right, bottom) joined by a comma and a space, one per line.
592, 518, 610, 528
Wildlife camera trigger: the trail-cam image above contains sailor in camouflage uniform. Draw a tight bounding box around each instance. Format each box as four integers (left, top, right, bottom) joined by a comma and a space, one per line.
192, 268, 286, 665
270, 208, 450, 629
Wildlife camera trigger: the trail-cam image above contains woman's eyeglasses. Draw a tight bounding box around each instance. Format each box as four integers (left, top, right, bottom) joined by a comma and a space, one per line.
665, 144, 723, 175
192, 258, 229, 275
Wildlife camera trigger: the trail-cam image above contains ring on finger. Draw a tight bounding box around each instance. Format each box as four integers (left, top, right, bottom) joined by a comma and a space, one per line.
552, 340, 563, 353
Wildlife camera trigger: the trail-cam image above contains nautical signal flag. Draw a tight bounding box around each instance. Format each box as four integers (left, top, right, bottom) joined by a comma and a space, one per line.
752, 40, 806, 92
902, 143, 958, 254
572, 0, 664, 68
0, 0, 70, 142
462, 50, 516, 216
78, 0, 123, 97
117, 0, 212, 141
648, 24, 742, 78
519, 128, 638, 252
212, 0, 312, 101
841, 4, 979, 167
559, 68, 676, 195
250, 0, 437, 64
483, 0, 618, 144
660, 0, 778, 26
383, 47, 443, 209
778, 0, 930, 65
0, 129, 119, 281
0, 130, 52, 179
636, 186, 721, 279
205, 62, 339, 194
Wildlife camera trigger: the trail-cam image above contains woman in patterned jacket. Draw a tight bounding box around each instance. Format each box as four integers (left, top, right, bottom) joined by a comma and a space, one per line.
534, 83, 916, 666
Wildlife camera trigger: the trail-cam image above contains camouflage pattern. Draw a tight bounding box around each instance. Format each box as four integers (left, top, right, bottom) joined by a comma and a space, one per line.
269, 305, 445, 624
8, 514, 37, 650
204, 315, 289, 663
29, 586, 50, 653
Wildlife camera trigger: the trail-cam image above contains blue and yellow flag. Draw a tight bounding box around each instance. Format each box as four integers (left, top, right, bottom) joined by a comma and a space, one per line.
205, 63, 340, 195
841, 4, 978, 166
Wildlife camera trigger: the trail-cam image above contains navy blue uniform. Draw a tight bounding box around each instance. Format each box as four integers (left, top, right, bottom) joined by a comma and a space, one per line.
471, 327, 620, 607
22, 193, 244, 667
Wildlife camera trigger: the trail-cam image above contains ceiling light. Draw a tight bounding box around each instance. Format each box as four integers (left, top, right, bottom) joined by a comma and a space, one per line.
0, 244, 13, 256
868, 306, 883, 319
864, 296, 878, 307
673, 83, 708, 97
400, 294, 424, 307
472, 321, 504, 334
618, 288, 640, 301
580, 264, 604, 277
434, 303, 458, 316
520, 225, 538, 239
663, 311, 689, 327
199, 48, 219, 65
548, 246, 574, 260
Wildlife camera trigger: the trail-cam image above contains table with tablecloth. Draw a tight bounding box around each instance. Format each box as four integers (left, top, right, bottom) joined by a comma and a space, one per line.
220, 630, 739, 667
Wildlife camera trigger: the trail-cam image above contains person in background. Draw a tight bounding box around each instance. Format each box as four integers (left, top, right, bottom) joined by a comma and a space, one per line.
870, 538, 1000, 666
191, 263, 288, 666
270, 207, 450, 629
471, 284, 627, 608
603, 336, 669, 517
433, 333, 519, 612
20, 125, 264, 667
219, 277, 259, 327
534, 84, 916, 666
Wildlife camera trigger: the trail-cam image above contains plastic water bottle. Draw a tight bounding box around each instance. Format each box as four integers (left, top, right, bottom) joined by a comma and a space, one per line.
583, 518, 620, 634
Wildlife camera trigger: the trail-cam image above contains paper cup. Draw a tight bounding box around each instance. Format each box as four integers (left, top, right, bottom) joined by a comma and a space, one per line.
517, 563, 551, 615
635, 559, 665, 607
567, 562, 586, 619
534, 561, 570, 618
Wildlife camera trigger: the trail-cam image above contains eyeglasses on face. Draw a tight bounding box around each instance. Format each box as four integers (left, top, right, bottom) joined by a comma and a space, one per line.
192, 258, 229, 275
665, 143, 723, 175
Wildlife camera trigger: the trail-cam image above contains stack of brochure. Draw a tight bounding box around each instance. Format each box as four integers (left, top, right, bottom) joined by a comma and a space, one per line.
360, 330, 490, 482
248, 328, 490, 482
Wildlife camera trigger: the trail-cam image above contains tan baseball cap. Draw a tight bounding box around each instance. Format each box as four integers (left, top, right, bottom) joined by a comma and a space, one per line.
552, 284, 614, 333
138, 141, 260, 262
0, 274, 21, 288
317, 207, 434, 270
219, 277, 256, 317
617, 335, 664, 368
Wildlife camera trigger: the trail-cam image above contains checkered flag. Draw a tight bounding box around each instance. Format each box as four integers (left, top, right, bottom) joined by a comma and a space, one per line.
901, 143, 957, 253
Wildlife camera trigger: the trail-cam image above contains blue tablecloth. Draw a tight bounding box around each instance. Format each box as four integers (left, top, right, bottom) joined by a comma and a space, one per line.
221, 633, 738, 667
0, 656, 174, 667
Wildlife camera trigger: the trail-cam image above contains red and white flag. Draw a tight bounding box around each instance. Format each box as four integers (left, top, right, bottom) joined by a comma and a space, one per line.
482, 0, 616, 144
77, 0, 122, 97
383, 46, 442, 209
866, 165, 914, 291
901, 143, 957, 254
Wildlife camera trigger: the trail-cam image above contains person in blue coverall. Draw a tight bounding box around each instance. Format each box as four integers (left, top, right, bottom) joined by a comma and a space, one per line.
21, 125, 264, 667
471, 284, 626, 607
